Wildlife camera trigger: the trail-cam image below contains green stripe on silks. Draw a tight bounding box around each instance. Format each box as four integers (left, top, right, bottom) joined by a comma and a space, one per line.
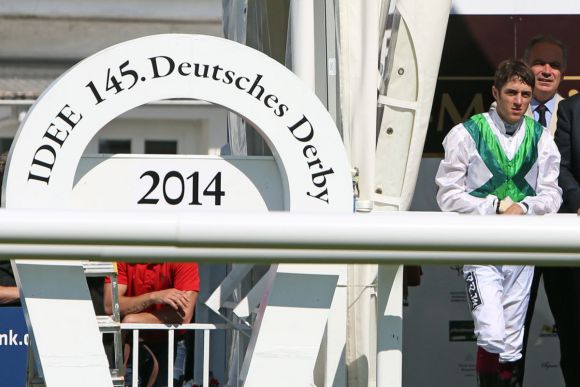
463, 114, 543, 202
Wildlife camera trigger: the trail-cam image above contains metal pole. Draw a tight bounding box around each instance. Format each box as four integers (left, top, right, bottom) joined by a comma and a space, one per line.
0, 210, 579, 263
132, 330, 139, 387
290, 0, 316, 89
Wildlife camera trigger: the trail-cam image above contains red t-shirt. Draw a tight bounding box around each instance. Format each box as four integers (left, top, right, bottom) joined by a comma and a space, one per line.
106, 262, 200, 314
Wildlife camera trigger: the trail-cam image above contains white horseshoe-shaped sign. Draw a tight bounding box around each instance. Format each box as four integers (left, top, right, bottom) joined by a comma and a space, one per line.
4, 34, 352, 212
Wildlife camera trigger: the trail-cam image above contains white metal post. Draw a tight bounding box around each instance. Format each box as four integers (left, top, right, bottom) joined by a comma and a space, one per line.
168, 329, 175, 387
204, 329, 210, 387
132, 330, 139, 387
290, 0, 316, 89
376, 264, 404, 387
343, 0, 380, 210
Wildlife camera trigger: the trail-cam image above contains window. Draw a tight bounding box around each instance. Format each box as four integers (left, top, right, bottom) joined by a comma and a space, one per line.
145, 140, 177, 155
98, 139, 131, 154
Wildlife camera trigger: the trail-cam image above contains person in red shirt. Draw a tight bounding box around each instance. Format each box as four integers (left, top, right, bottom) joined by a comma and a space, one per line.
105, 262, 199, 387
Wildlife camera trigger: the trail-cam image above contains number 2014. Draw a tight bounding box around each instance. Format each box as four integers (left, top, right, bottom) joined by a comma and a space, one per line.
138, 170, 225, 206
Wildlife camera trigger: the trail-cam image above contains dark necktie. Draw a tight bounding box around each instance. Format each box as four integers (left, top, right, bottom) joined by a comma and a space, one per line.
536, 104, 547, 127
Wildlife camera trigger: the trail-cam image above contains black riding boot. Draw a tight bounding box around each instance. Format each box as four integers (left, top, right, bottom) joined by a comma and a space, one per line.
478, 372, 499, 387
498, 375, 520, 387
498, 361, 521, 387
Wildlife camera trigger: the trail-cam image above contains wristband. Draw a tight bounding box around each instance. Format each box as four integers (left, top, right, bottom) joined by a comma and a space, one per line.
520, 202, 529, 214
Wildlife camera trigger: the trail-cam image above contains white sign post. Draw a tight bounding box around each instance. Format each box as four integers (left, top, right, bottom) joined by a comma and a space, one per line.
4, 34, 353, 387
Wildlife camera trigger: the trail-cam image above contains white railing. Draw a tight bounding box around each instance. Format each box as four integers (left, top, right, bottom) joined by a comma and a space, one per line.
120, 323, 239, 387
8, 209, 580, 387
1, 210, 580, 264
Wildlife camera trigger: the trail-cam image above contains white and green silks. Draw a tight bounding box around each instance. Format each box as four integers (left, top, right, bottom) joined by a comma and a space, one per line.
435, 109, 562, 215
465, 113, 542, 202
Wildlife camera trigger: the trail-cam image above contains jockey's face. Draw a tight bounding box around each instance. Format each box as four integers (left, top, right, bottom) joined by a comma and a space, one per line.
492, 76, 533, 125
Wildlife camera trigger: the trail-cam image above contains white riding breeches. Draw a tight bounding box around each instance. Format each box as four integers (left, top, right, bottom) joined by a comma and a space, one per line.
463, 265, 533, 363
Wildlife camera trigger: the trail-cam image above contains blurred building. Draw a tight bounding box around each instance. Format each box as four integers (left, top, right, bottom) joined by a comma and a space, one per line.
0, 0, 227, 156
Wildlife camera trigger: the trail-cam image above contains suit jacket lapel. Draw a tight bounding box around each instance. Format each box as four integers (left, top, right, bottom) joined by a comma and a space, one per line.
549, 93, 563, 135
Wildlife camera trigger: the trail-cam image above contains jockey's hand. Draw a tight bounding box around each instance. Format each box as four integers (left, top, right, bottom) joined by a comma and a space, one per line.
501, 203, 525, 215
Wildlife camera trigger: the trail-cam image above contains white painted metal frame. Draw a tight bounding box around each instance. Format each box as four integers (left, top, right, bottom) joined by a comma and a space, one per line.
12, 260, 113, 387
233, 266, 272, 319
205, 264, 254, 318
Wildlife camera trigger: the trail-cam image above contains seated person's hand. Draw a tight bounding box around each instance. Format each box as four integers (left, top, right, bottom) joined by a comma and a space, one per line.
152, 288, 191, 314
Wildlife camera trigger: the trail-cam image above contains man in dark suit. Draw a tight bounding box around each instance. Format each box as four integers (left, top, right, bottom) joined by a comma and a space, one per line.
552, 92, 580, 386
523, 35, 565, 135
517, 35, 567, 386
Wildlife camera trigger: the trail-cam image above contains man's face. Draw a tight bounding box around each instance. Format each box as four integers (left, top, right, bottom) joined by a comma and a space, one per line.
492, 76, 533, 124
527, 42, 565, 102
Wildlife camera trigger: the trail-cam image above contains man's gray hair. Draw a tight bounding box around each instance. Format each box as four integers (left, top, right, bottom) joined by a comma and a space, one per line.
523, 35, 568, 70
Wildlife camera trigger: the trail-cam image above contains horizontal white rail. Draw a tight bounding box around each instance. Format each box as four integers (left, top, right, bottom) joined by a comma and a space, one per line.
120, 323, 234, 330
0, 209, 578, 265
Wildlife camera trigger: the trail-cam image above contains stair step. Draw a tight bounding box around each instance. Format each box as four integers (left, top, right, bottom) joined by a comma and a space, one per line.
97, 315, 121, 332
83, 261, 116, 276
111, 375, 125, 386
